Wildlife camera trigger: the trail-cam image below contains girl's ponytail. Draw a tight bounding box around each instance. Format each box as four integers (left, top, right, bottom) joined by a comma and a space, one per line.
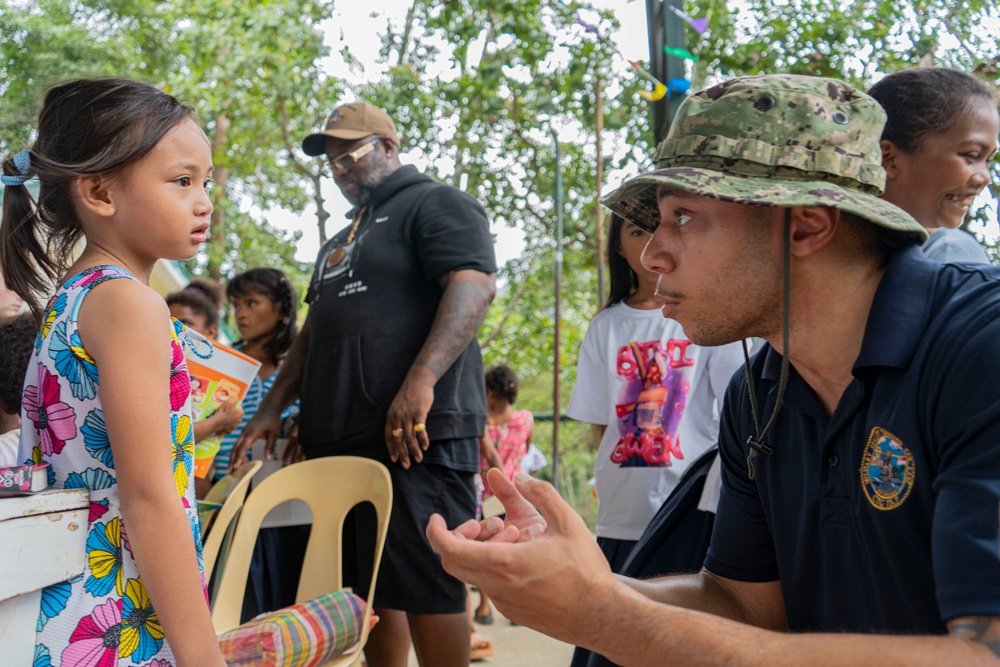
1, 149, 67, 323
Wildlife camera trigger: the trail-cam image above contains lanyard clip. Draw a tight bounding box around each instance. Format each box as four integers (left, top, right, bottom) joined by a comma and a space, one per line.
746, 436, 774, 480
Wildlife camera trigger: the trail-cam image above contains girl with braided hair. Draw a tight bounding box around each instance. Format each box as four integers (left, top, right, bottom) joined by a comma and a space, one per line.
213, 267, 299, 480
218, 267, 306, 620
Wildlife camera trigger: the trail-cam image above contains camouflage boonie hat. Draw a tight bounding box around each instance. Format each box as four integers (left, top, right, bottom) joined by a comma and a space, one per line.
602, 74, 928, 243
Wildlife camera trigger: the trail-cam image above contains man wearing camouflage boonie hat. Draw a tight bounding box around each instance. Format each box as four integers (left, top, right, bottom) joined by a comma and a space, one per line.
427, 74, 1000, 665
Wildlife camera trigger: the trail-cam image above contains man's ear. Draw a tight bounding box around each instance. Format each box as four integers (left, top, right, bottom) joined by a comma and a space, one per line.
788, 206, 838, 258
879, 140, 899, 178
74, 175, 116, 218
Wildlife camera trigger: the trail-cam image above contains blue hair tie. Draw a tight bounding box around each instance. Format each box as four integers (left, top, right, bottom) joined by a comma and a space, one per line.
2, 149, 34, 187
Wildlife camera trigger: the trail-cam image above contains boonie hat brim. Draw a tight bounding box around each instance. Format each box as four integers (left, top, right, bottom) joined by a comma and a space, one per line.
602, 167, 928, 244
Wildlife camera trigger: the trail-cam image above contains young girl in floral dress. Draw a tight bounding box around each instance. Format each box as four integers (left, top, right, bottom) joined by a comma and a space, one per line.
1, 78, 226, 667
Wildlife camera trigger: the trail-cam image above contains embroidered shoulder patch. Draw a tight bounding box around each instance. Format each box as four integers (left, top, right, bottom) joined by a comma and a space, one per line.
860, 426, 915, 511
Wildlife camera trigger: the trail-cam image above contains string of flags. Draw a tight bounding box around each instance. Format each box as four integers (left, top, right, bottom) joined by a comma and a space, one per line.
576, 3, 710, 102
669, 6, 709, 35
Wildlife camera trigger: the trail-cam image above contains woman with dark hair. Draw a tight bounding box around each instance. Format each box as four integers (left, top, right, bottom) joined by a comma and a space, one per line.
566, 214, 744, 666
869, 67, 999, 263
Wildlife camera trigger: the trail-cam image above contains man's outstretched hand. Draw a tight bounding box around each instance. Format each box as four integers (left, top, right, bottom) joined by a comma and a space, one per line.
426, 469, 615, 644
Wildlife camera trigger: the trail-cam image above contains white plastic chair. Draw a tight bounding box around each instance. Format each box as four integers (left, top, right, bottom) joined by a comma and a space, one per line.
211, 456, 392, 667
200, 460, 263, 581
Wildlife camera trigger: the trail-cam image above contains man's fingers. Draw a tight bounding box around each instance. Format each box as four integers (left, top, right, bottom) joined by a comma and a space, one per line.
262, 433, 279, 462
427, 513, 466, 557
488, 469, 543, 522
512, 472, 578, 534
281, 440, 300, 465
416, 428, 430, 452
229, 434, 251, 472
385, 424, 408, 468
406, 432, 423, 464
452, 518, 485, 540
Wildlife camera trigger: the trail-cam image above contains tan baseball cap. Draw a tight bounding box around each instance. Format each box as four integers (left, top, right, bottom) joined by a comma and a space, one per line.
302, 101, 401, 156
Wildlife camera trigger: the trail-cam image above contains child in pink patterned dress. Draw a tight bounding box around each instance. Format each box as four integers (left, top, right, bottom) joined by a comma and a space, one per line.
1, 78, 226, 667
474, 363, 534, 627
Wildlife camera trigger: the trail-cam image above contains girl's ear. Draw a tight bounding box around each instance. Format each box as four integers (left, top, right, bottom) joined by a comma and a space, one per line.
74, 175, 116, 218
879, 140, 899, 178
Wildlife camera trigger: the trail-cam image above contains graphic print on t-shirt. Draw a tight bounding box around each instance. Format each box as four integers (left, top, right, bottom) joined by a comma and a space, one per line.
611, 338, 694, 467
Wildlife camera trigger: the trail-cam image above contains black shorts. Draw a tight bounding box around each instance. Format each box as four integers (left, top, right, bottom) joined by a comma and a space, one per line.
341, 460, 475, 614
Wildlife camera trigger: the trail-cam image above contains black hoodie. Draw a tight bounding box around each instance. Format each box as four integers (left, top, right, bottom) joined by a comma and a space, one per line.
300, 165, 497, 460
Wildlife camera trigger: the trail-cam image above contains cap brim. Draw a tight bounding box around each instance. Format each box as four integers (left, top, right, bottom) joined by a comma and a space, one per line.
301, 129, 373, 156
601, 167, 928, 243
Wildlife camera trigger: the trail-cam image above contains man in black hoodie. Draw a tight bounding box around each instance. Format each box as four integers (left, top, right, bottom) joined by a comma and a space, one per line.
234, 101, 497, 667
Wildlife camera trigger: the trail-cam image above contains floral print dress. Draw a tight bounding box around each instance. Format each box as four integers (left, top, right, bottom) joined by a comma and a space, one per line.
18, 266, 210, 667
480, 409, 534, 499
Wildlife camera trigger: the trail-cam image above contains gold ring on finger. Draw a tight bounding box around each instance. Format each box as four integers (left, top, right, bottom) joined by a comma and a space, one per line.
413, 423, 426, 433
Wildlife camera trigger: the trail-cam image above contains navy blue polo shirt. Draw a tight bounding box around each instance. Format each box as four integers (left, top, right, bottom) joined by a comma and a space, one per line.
704, 244, 1000, 634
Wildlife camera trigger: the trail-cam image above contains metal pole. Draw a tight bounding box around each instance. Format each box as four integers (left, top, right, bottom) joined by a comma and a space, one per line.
552, 129, 563, 491
645, 0, 688, 142
595, 71, 606, 307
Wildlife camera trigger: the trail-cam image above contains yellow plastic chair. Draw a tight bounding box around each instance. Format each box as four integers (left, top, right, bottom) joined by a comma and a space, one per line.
200, 460, 263, 581
211, 456, 393, 667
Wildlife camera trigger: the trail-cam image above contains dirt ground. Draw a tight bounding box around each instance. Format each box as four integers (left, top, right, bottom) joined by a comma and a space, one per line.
406, 603, 575, 666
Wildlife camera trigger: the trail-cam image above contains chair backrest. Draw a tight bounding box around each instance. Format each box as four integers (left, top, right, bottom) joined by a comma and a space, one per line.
201, 460, 263, 581
211, 456, 392, 666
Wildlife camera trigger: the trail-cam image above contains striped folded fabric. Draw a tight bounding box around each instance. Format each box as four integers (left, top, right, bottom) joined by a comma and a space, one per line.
219, 589, 366, 666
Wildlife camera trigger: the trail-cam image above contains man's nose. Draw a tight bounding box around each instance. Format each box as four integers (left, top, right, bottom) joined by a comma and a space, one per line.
641, 225, 675, 275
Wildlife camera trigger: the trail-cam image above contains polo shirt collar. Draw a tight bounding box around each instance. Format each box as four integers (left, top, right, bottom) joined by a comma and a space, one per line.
853, 244, 937, 371
760, 244, 937, 383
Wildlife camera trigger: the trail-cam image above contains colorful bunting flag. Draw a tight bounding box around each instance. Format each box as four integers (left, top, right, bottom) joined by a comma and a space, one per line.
641, 83, 668, 101
627, 60, 668, 100
668, 6, 710, 35
575, 18, 599, 36
667, 78, 692, 94
664, 46, 697, 62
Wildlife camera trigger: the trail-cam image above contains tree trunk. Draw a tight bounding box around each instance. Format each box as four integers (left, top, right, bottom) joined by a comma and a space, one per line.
311, 158, 330, 244
207, 113, 231, 280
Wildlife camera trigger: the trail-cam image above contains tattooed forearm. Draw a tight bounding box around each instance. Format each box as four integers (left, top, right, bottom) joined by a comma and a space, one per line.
412, 270, 496, 382
949, 615, 1000, 659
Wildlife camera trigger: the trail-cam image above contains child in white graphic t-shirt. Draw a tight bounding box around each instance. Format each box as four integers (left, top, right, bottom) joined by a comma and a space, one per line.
568, 215, 745, 667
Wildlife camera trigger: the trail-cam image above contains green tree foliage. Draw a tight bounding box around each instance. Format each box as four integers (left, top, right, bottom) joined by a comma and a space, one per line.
0, 0, 327, 292
354, 0, 653, 378
0, 0, 172, 150
166, 0, 339, 283
685, 0, 1000, 247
